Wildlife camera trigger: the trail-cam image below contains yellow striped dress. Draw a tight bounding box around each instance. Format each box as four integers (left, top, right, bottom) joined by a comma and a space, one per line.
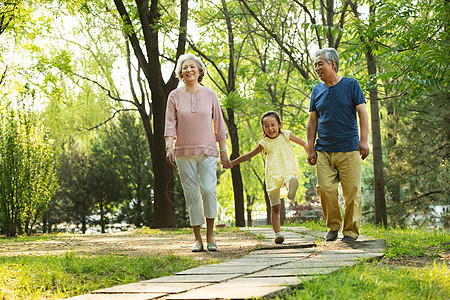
258, 130, 301, 201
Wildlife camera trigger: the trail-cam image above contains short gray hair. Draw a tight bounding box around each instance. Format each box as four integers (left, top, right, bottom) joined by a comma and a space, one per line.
313, 48, 339, 72
174, 53, 206, 83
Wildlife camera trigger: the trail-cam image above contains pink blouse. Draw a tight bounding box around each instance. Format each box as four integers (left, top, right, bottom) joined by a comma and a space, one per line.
164, 86, 228, 157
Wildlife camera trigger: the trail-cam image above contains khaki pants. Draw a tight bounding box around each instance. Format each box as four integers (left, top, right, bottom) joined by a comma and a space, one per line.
316, 151, 362, 238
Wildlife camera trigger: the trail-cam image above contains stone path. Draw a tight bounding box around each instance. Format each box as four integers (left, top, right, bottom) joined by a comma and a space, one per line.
67, 226, 386, 300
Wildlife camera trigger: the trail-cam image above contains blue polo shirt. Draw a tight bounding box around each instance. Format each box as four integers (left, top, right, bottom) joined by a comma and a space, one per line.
309, 77, 366, 152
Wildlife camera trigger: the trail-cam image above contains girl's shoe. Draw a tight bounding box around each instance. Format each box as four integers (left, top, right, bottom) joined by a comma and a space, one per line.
287, 177, 299, 200
274, 232, 284, 244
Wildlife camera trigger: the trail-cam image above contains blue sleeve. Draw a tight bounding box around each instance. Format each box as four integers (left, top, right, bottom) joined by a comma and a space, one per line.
352, 80, 366, 106
309, 88, 317, 112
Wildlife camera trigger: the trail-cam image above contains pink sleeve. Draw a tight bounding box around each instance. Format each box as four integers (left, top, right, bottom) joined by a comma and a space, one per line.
211, 94, 228, 141
164, 92, 177, 139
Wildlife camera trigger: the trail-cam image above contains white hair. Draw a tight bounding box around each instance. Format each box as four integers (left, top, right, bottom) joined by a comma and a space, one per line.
174, 53, 206, 82
313, 48, 340, 72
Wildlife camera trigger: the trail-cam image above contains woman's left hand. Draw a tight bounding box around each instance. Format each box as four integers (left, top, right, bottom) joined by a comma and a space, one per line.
220, 152, 232, 169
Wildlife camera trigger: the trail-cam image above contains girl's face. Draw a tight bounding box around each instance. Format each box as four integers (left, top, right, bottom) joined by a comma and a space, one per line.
262, 116, 282, 139
181, 59, 200, 83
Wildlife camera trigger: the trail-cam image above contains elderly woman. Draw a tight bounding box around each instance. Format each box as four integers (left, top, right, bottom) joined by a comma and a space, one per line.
164, 53, 231, 252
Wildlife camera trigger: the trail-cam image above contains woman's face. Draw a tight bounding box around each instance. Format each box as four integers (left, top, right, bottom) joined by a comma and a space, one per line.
181, 59, 200, 83
262, 116, 282, 139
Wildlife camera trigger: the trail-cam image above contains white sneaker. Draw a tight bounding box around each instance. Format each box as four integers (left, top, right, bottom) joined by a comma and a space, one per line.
287, 177, 298, 200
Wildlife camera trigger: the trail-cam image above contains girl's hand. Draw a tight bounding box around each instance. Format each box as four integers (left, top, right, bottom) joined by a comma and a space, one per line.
303, 143, 309, 152
220, 151, 232, 169
307, 150, 317, 166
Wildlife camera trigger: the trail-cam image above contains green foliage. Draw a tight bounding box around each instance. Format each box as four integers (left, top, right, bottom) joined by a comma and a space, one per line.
54, 141, 94, 233
53, 112, 155, 232
0, 104, 58, 236
103, 113, 154, 228
0, 252, 201, 299
1, 0, 448, 230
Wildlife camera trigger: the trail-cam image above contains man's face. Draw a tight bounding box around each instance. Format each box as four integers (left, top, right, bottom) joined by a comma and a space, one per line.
314, 54, 336, 82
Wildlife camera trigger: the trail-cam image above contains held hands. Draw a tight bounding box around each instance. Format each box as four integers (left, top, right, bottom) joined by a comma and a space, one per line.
220, 151, 232, 169
307, 150, 317, 166
359, 141, 370, 160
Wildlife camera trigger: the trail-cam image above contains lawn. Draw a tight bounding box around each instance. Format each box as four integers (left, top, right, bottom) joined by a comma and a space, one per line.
274, 222, 450, 300
0, 223, 448, 299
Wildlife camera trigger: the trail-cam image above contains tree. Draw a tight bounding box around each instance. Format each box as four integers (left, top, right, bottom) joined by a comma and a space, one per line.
0, 0, 21, 86
56, 141, 94, 234
347, 1, 388, 226
112, 0, 191, 227
89, 139, 123, 233
189, 0, 247, 226
0, 104, 58, 236
102, 112, 153, 228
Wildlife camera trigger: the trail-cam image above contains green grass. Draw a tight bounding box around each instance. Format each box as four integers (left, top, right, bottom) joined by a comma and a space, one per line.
361, 223, 450, 259
0, 252, 202, 300
280, 221, 450, 300
0, 232, 74, 244
1, 223, 449, 299
276, 261, 449, 300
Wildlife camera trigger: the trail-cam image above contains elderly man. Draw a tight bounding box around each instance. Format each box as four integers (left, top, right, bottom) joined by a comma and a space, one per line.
307, 48, 369, 242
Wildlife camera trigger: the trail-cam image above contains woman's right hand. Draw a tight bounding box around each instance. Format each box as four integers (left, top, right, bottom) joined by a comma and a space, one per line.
166, 148, 175, 166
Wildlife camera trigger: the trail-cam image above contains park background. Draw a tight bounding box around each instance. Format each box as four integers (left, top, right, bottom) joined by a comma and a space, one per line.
0, 0, 449, 236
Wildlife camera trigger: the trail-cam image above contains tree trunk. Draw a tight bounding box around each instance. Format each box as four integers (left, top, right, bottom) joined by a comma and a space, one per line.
100, 197, 105, 233
81, 215, 87, 234
114, 0, 188, 228
365, 4, 387, 226
246, 194, 252, 227
227, 108, 245, 227
220, 0, 246, 227
280, 198, 286, 225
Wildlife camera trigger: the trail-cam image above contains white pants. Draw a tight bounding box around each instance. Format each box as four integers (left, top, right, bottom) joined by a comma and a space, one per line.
175, 155, 218, 226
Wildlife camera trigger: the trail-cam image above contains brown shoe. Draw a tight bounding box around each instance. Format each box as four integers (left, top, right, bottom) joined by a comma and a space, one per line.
275, 232, 284, 244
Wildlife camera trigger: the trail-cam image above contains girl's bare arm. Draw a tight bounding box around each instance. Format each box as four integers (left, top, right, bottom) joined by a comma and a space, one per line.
231, 144, 264, 167
289, 132, 308, 152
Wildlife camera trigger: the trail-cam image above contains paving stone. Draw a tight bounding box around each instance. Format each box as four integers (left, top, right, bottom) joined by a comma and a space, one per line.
147, 274, 241, 283
164, 285, 287, 299
318, 252, 385, 260
66, 293, 166, 300
217, 276, 303, 287
93, 282, 209, 294
176, 264, 267, 275
248, 248, 315, 256
307, 254, 361, 261
225, 257, 294, 266
246, 266, 340, 277
275, 260, 357, 269
66, 227, 386, 300
257, 241, 317, 249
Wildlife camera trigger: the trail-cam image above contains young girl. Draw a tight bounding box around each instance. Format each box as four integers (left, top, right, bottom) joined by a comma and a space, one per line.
229, 111, 307, 244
